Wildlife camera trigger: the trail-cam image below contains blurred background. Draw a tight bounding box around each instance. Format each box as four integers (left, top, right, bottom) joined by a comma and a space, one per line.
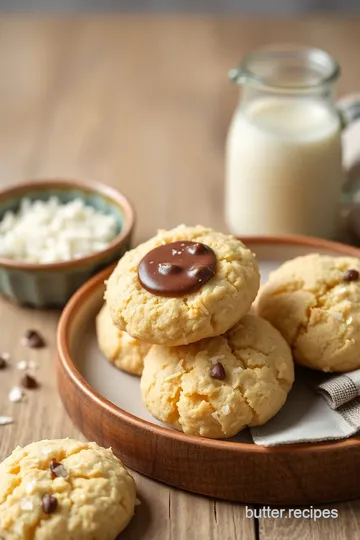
0, 0, 360, 12
0, 2, 360, 243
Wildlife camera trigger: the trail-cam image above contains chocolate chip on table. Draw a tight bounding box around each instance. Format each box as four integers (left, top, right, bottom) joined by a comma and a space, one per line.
22, 330, 46, 349
343, 269, 360, 282
50, 459, 68, 479
42, 493, 58, 514
210, 362, 226, 380
21, 374, 38, 389
0, 354, 8, 369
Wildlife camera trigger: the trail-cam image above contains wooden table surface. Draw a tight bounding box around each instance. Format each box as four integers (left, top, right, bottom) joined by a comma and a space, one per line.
1, 14, 360, 540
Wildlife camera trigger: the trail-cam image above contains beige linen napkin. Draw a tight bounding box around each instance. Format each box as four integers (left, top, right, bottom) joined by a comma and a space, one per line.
317, 371, 360, 408
249, 368, 360, 447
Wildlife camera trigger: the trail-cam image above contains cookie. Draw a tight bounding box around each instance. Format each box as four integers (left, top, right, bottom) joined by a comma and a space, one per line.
96, 304, 149, 376
0, 439, 136, 540
256, 254, 360, 372
105, 225, 260, 346
140, 314, 294, 438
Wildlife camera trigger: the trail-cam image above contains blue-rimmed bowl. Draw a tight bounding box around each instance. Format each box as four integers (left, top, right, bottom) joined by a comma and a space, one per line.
0, 179, 134, 307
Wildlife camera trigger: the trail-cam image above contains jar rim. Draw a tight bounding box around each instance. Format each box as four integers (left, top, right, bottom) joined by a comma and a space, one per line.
229, 45, 340, 90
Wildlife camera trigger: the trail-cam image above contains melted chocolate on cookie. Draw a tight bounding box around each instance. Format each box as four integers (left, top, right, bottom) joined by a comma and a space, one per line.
138, 241, 217, 297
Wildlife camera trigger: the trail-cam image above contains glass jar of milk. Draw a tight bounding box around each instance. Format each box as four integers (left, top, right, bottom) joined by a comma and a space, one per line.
225, 46, 360, 238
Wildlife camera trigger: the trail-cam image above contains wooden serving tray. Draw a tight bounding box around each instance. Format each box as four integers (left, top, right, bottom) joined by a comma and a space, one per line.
56, 235, 360, 505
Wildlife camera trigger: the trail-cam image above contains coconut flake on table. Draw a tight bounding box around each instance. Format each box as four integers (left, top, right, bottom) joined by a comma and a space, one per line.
0, 196, 118, 264
0, 416, 14, 426
17, 359, 38, 371
8, 386, 24, 403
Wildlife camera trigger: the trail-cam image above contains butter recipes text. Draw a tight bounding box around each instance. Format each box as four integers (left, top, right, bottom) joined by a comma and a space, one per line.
246, 506, 339, 520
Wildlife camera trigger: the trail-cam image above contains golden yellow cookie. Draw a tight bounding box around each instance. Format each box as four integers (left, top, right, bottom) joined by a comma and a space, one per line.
256, 254, 360, 372
140, 314, 294, 438
0, 439, 136, 540
105, 225, 260, 346
96, 304, 149, 376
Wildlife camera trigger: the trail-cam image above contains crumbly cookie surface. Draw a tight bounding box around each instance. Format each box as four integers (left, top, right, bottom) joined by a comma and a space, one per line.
256, 254, 360, 372
0, 439, 136, 540
96, 304, 149, 376
140, 315, 294, 438
105, 225, 260, 346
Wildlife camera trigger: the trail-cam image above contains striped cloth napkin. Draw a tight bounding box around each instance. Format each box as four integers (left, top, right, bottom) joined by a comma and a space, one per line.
316, 371, 360, 426
249, 368, 360, 447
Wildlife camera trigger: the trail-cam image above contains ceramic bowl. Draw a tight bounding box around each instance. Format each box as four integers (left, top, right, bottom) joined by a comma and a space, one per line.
0, 179, 134, 307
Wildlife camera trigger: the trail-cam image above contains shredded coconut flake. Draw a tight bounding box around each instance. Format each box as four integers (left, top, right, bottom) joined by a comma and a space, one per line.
164, 373, 181, 382
17, 360, 28, 371
175, 359, 184, 371
346, 316, 353, 326
14, 522, 24, 535
221, 405, 230, 415
335, 286, 348, 295
330, 311, 343, 321
41, 446, 53, 456
20, 498, 33, 511
9, 386, 24, 403
25, 480, 37, 494
0, 416, 13, 426
0, 196, 118, 263
199, 304, 209, 315
211, 411, 222, 424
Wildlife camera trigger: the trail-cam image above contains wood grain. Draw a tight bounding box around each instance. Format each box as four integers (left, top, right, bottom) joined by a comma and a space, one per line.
0, 14, 360, 539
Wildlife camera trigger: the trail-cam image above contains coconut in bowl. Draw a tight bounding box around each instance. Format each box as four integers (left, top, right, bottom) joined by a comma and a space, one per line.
0, 179, 134, 307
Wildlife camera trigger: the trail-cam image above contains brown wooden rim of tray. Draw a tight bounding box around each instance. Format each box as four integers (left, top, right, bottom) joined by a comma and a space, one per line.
0, 178, 135, 271
57, 233, 360, 454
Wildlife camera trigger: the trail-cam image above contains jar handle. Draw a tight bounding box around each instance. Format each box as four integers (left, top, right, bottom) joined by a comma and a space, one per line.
338, 95, 360, 202
338, 100, 360, 130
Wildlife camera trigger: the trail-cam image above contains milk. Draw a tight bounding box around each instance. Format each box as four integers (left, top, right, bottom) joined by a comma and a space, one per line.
225, 98, 344, 237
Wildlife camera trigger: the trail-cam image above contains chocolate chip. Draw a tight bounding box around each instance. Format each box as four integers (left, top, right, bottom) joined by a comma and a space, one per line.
210, 362, 226, 380
187, 242, 208, 255
50, 459, 68, 479
21, 374, 38, 389
189, 264, 213, 281
343, 269, 360, 282
0, 355, 8, 370
22, 330, 45, 349
158, 263, 182, 276
42, 493, 58, 514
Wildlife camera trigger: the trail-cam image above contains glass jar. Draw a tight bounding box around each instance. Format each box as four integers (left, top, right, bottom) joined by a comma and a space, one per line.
225, 45, 360, 238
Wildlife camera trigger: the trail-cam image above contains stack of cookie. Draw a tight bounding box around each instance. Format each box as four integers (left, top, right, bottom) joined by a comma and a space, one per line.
97, 225, 294, 439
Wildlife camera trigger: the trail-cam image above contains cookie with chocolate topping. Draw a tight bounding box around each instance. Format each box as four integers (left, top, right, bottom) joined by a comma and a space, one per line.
105, 225, 260, 346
